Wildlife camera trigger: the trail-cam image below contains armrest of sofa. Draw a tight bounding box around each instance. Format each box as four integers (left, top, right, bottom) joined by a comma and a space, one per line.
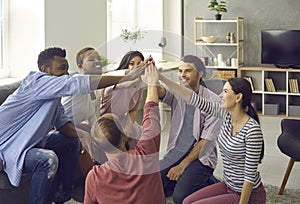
0, 81, 21, 105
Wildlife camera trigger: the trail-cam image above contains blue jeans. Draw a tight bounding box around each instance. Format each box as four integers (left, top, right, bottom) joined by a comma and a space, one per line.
23, 132, 80, 204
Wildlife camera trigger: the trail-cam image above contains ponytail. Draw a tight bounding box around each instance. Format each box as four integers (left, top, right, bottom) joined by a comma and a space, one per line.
246, 104, 264, 163
246, 104, 259, 124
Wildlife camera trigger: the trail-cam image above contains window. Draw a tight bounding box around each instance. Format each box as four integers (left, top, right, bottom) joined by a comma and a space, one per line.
0, 0, 4, 70
106, 0, 163, 62
0, 0, 8, 78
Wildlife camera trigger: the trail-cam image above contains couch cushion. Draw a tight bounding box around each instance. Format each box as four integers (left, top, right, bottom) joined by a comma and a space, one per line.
0, 81, 21, 105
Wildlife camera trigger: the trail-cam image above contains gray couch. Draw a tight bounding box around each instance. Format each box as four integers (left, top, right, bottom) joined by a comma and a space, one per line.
0, 81, 32, 203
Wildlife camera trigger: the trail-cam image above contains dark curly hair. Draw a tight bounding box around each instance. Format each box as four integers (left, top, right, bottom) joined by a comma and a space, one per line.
37, 47, 66, 71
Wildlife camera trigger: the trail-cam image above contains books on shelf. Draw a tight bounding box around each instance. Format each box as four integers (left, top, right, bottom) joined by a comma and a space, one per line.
264, 78, 276, 92
244, 76, 254, 91
288, 78, 299, 93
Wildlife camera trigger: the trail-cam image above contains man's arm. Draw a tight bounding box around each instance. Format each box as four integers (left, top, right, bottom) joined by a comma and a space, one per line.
166, 139, 206, 181
90, 61, 148, 90
159, 72, 192, 102
89, 75, 123, 90
157, 85, 166, 99
58, 122, 91, 142
57, 122, 80, 138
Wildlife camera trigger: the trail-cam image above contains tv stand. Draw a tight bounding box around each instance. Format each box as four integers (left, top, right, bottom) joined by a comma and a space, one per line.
275, 64, 300, 69
238, 66, 300, 118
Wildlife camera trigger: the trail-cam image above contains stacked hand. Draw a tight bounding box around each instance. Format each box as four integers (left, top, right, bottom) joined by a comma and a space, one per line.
122, 55, 155, 80
141, 62, 159, 86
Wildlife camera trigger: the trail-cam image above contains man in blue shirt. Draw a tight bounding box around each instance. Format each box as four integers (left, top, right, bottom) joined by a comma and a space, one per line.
0, 47, 143, 204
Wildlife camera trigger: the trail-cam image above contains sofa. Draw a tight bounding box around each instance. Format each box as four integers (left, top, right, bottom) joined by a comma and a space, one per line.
0, 81, 32, 204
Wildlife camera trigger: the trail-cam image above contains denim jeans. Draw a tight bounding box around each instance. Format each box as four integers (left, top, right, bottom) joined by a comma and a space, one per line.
160, 158, 214, 204
23, 132, 80, 204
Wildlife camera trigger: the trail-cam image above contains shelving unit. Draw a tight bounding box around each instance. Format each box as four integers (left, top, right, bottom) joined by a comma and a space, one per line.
194, 17, 244, 79
238, 66, 300, 118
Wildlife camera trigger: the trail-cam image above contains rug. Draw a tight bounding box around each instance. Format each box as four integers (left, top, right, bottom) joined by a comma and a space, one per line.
65, 184, 300, 203
165, 184, 300, 204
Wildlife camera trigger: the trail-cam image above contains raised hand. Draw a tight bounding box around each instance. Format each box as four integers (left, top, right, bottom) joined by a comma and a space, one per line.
141, 63, 159, 85
122, 61, 147, 82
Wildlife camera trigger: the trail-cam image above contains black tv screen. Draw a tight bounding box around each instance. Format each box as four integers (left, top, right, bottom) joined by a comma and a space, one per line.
261, 30, 300, 68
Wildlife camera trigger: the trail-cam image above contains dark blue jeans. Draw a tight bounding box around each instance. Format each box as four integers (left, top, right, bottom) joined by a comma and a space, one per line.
23, 132, 80, 204
160, 158, 214, 204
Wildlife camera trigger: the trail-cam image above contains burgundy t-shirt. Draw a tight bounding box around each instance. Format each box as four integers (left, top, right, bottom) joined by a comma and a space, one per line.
84, 102, 165, 204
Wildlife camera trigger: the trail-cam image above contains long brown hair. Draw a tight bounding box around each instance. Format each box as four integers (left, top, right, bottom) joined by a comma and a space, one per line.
117, 51, 144, 70
228, 77, 264, 162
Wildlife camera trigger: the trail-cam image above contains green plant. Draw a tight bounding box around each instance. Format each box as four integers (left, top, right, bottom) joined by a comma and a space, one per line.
100, 55, 109, 67
208, 0, 227, 14
120, 29, 144, 45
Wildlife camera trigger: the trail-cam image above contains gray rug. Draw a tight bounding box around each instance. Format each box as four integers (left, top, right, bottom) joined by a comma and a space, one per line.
65, 184, 300, 204
166, 184, 300, 204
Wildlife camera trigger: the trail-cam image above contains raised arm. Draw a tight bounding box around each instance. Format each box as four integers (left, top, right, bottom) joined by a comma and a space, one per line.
159, 72, 192, 102
90, 61, 148, 90
89, 75, 123, 90
143, 63, 159, 103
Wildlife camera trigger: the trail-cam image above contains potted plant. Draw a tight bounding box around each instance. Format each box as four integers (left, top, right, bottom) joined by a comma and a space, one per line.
208, 0, 227, 20
120, 29, 144, 50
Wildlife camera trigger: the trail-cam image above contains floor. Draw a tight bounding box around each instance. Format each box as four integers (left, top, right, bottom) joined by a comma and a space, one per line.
160, 110, 300, 189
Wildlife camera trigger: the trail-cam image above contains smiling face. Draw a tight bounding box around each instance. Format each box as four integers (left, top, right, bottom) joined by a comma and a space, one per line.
178, 61, 202, 92
219, 82, 242, 110
79, 50, 102, 75
128, 56, 143, 70
43, 56, 69, 76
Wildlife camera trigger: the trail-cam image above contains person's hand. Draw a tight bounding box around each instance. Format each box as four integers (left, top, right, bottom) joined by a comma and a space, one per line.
166, 164, 185, 181
144, 55, 155, 65
121, 61, 147, 82
141, 63, 159, 85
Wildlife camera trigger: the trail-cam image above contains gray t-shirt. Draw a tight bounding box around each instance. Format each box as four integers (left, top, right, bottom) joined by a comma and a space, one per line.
162, 104, 196, 165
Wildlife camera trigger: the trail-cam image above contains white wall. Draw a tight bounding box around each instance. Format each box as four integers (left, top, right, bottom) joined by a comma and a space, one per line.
6, 0, 181, 77
163, 0, 182, 61
8, 0, 45, 78
45, 0, 107, 71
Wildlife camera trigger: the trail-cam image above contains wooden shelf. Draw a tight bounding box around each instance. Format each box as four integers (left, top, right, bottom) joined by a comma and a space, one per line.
194, 17, 244, 80
239, 66, 300, 118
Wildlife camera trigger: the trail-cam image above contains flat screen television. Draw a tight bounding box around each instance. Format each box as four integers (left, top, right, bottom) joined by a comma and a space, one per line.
261, 30, 300, 68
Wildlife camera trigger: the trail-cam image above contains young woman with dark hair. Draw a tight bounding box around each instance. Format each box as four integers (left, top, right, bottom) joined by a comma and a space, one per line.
157, 69, 266, 204
99, 51, 145, 149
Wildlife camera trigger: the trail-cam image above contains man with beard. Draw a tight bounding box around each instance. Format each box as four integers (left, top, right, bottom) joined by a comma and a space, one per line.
158, 55, 222, 204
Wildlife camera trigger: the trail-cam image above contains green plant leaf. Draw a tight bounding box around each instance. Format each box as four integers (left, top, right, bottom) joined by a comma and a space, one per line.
120, 29, 144, 44
208, 0, 227, 14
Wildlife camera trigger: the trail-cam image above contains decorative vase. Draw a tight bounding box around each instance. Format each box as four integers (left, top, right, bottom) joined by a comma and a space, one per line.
215, 14, 222, 20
